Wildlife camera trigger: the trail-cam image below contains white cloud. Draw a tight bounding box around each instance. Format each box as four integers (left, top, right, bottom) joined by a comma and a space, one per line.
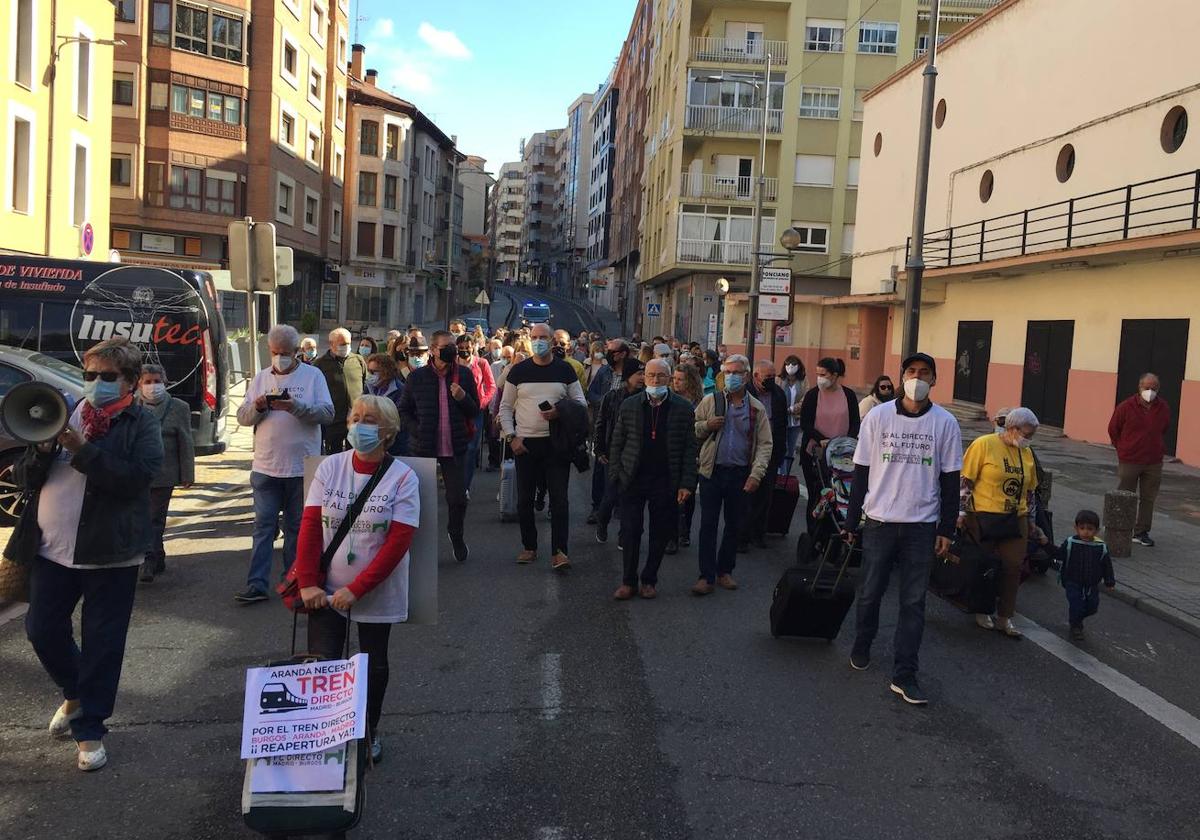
371, 19, 394, 39
387, 62, 434, 94
417, 22, 472, 60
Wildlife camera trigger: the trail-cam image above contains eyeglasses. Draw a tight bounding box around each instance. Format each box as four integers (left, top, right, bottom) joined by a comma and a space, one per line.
82, 371, 121, 382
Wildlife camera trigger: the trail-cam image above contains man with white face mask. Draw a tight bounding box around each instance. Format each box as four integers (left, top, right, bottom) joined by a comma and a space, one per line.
236, 324, 335, 603
1108, 372, 1171, 546
842, 352, 962, 706
314, 327, 367, 454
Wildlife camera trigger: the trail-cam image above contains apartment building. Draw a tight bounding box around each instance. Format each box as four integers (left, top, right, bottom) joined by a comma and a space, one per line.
638, 0, 995, 347
585, 76, 619, 311
609, 0, 654, 334
521, 130, 562, 287
412, 124, 464, 323
492, 162, 525, 283
459, 155, 492, 237
342, 49, 415, 331
553, 93, 594, 296
237, 0, 347, 328
851, 0, 1200, 463
2, 0, 114, 262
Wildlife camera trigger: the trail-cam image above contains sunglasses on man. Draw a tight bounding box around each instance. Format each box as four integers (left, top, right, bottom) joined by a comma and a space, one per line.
82, 371, 121, 382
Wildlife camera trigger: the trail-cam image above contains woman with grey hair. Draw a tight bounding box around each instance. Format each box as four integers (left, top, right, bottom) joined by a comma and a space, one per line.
294, 394, 421, 763
135, 364, 196, 582
15, 337, 164, 771
959, 406, 1049, 637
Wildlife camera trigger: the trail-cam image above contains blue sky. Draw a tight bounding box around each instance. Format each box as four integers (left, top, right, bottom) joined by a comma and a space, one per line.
356, 0, 639, 174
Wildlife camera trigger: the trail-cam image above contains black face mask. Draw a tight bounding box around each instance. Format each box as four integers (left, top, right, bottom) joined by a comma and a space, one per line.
761, 376, 776, 390
606, 351, 622, 366
437, 346, 457, 364
393, 351, 407, 362
552, 346, 566, 358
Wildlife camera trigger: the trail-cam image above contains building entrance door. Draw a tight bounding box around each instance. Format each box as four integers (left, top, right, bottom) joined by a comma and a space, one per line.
953, 321, 993, 405
1116, 319, 1189, 456
1021, 320, 1074, 427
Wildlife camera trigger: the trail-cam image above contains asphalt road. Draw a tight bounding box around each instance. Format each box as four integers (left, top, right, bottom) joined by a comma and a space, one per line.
3, 422, 1200, 839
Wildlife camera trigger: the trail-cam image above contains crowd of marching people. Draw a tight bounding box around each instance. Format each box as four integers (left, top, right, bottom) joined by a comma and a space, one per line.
19, 311, 1186, 771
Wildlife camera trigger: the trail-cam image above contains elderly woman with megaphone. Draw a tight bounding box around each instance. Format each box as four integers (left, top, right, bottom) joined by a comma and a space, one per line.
12, 336, 163, 772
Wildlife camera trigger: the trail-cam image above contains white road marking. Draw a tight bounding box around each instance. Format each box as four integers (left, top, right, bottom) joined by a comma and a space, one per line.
540, 653, 562, 721
1016, 615, 1200, 750
1146, 641, 1158, 657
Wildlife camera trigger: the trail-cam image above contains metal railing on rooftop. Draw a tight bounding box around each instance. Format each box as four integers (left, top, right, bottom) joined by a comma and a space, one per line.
907, 169, 1200, 269
690, 36, 788, 65
678, 239, 752, 265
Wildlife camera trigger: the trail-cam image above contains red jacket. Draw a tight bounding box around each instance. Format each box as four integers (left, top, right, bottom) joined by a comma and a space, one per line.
1108, 394, 1170, 464
469, 355, 496, 408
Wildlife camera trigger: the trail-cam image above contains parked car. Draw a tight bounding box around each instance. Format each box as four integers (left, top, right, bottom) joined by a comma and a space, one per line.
0, 346, 86, 525
463, 316, 490, 334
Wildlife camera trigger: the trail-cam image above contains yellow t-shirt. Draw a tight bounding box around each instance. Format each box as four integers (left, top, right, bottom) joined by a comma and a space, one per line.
565, 356, 587, 388
961, 433, 1039, 515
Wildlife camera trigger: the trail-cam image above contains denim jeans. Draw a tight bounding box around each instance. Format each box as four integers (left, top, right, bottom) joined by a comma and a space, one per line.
463, 411, 485, 491
697, 465, 751, 583
1064, 581, 1100, 627
591, 458, 608, 510
853, 520, 937, 682
25, 558, 139, 742
515, 437, 571, 555
248, 472, 304, 594
438, 456, 469, 541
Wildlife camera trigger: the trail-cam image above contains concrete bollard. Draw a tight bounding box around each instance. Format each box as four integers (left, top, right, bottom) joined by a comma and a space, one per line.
1104, 489, 1138, 559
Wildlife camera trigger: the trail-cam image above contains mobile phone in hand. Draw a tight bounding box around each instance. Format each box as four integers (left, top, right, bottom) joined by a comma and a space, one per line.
539, 401, 553, 411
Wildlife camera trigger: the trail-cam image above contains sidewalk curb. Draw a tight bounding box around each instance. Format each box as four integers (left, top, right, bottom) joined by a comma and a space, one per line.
1104, 585, 1200, 639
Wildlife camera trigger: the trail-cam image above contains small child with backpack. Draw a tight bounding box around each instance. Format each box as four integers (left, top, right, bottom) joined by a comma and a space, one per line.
1057, 510, 1116, 641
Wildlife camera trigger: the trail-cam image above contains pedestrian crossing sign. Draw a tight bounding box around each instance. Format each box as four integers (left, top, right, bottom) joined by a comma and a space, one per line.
647, 302, 662, 317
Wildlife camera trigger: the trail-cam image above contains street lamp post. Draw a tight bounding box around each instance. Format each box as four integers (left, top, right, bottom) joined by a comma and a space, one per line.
902, 0, 941, 357
696, 56, 772, 367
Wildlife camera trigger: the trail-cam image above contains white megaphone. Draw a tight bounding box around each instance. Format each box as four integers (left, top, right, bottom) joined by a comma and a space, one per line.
0, 381, 71, 445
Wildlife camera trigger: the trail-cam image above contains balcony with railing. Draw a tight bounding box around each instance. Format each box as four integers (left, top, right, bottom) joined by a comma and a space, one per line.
684, 104, 783, 135
690, 36, 788, 65
680, 171, 778, 203
908, 169, 1200, 270
678, 239, 752, 266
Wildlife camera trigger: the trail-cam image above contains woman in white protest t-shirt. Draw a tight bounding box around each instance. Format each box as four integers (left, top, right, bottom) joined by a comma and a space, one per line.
295, 395, 420, 763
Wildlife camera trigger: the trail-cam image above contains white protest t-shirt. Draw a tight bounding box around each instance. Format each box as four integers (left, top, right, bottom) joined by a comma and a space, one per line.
853, 400, 963, 524
244, 363, 332, 478
306, 452, 421, 623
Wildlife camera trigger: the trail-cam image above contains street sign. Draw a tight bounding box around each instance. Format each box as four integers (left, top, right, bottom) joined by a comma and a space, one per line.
275, 246, 294, 287
707, 312, 718, 349
759, 267, 791, 295
475, 289, 490, 305
758, 293, 791, 321
647, 302, 662, 317
228, 219, 279, 292
80, 222, 94, 257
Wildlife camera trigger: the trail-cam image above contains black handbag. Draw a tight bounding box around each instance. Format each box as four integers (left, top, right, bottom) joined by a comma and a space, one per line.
2, 488, 41, 566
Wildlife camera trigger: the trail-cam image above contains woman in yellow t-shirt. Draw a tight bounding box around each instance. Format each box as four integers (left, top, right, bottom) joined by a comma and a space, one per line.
959, 406, 1049, 637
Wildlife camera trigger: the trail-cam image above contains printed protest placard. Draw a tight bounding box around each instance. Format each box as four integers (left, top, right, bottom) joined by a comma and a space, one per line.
248, 744, 350, 793
240, 653, 367, 760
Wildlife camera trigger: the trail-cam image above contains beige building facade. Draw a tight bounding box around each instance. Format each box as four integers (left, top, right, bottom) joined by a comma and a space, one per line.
638, 0, 995, 352
851, 0, 1200, 463
2, 0, 115, 262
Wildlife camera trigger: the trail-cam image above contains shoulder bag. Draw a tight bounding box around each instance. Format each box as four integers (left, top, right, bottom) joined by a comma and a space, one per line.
277, 455, 395, 612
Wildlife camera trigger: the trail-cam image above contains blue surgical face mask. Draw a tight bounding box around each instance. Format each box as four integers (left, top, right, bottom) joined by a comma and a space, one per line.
365, 373, 381, 388
346, 422, 381, 454
358, 345, 372, 356
724, 373, 744, 393
531, 338, 551, 357
410, 355, 427, 368
646, 384, 668, 400
83, 377, 123, 408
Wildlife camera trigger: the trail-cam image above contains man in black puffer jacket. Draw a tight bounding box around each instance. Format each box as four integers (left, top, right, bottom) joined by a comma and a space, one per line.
592, 362, 643, 544
398, 330, 479, 562
608, 359, 699, 600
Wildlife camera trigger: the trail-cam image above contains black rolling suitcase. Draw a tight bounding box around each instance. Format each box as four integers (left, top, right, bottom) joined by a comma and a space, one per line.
243, 613, 369, 838
929, 533, 999, 614
770, 533, 860, 640
766, 475, 801, 535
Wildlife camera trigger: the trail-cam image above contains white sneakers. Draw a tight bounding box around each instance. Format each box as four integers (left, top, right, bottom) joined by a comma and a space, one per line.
49, 703, 108, 771
48, 703, 82, 739
975, 613, 995, 630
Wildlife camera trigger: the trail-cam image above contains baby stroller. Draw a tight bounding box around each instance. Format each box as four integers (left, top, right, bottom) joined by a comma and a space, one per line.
770, 437, 862, 640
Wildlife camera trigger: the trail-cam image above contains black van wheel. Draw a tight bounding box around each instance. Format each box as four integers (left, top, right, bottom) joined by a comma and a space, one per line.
0, 452, 24, 526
